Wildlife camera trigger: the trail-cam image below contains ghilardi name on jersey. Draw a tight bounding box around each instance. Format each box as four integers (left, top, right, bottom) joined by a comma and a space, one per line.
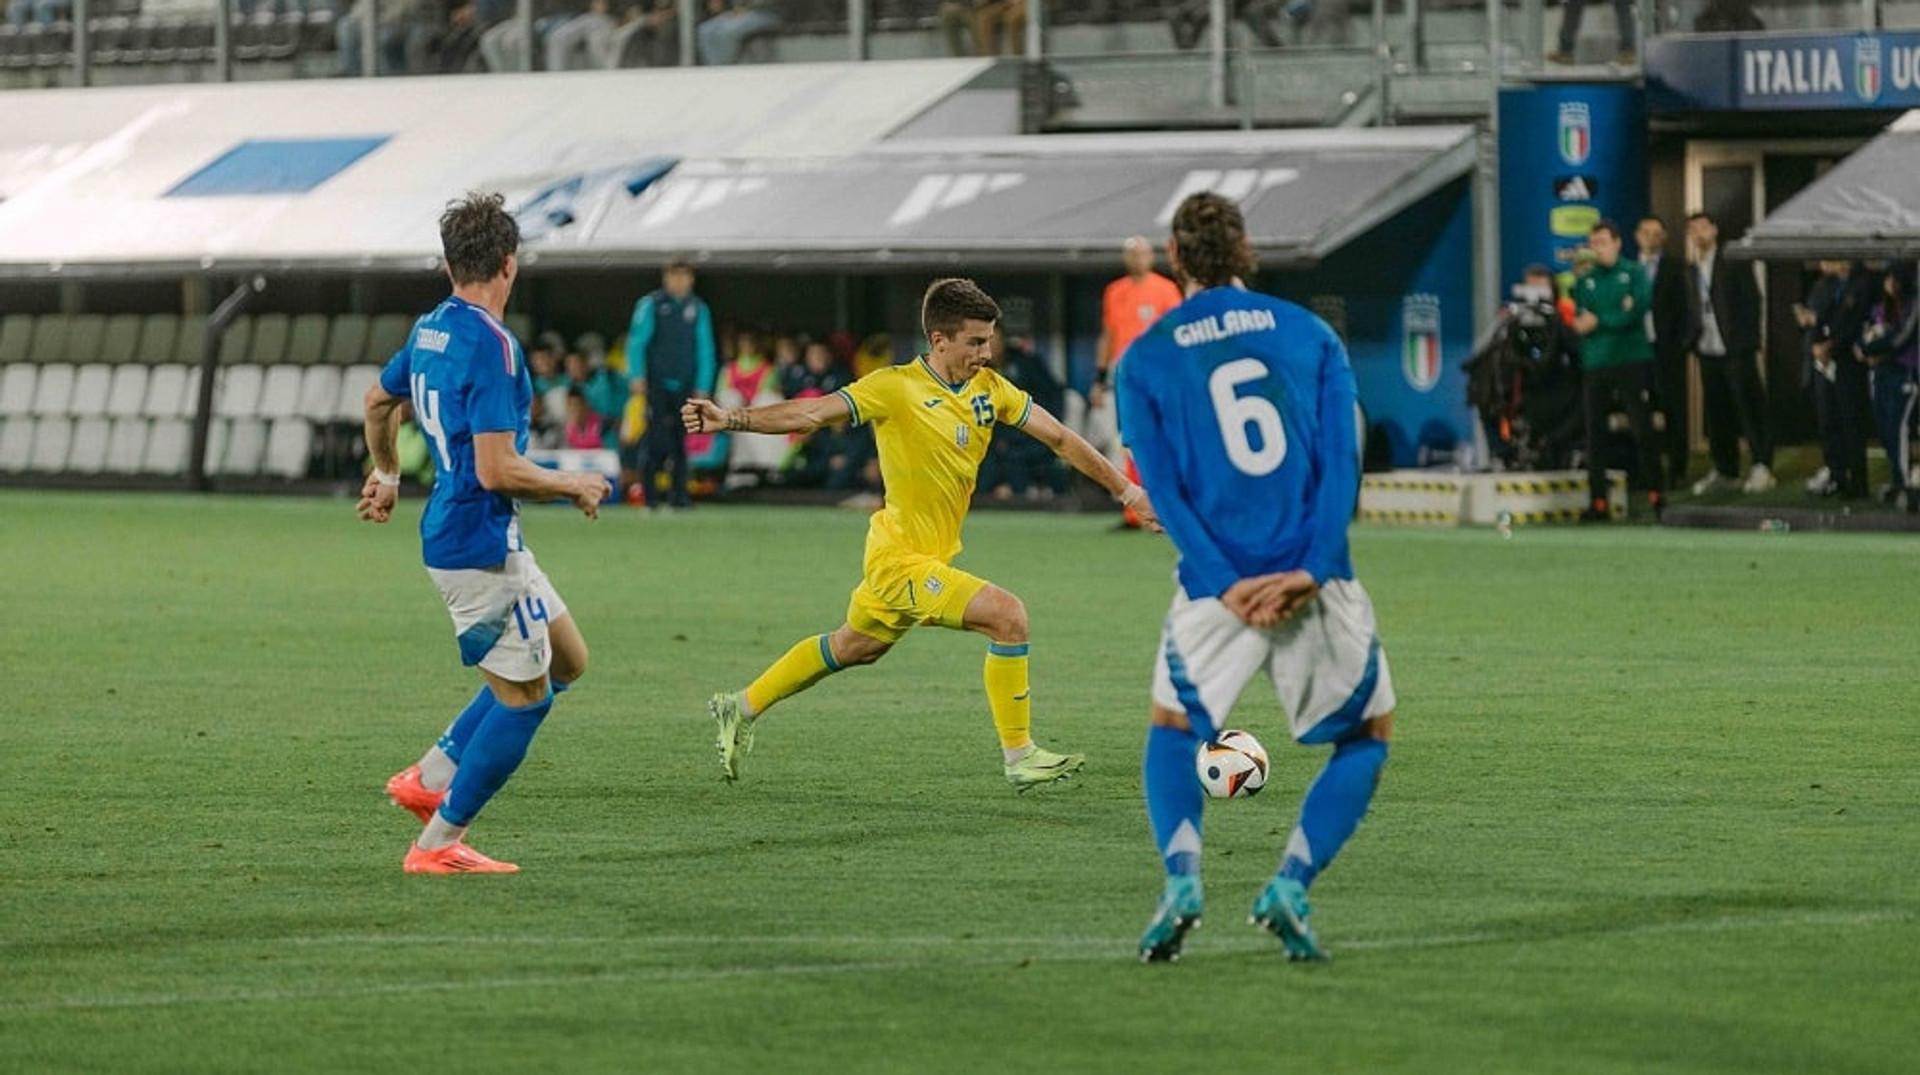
1172, 308, 1280, 348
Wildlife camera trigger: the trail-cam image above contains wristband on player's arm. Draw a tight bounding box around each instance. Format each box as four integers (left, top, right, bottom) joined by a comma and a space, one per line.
372, 468, 400, 488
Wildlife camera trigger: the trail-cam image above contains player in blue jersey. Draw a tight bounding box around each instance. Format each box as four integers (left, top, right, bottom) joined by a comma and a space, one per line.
1119, 192, 1396, 962
357, 192, 612, 875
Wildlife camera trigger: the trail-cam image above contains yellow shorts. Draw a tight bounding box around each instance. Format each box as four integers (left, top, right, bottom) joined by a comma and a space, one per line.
845, 547, 989, 644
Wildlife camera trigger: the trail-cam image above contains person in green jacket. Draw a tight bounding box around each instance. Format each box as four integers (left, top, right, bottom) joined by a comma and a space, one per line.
1572, 219, 1665, 517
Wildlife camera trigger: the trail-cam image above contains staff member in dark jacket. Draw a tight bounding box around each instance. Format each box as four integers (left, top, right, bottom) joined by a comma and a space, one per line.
1638, 216, 1693, 489
627, 259, 717, 510
1797, 260, 1876, 498
1572, 219, 1664, 518
1684, 212, 1776, 496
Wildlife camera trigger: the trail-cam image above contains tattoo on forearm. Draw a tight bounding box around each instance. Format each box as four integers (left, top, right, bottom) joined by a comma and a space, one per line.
725, 409, 749, 432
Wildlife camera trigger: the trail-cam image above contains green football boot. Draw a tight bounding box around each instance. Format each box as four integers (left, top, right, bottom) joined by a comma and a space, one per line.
709, 691, 755, 782
1004, 746, 1085, 793
1138, 874, 1204, 963
1249, 875, 1329, 962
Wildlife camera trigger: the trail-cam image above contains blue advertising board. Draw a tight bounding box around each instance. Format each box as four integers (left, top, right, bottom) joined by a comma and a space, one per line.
1498, 82, 1648, 291
1646, 31, 1920, 112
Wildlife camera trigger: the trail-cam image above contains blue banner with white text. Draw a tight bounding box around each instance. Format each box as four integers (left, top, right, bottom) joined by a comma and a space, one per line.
1646, 31, 1920, 112
1498, 82, 1648, 294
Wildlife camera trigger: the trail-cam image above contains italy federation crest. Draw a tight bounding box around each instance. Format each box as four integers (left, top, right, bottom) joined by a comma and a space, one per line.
1402, 293, 1442, 393
1557, 101, 1592, 166
1855, 37, 1882, 103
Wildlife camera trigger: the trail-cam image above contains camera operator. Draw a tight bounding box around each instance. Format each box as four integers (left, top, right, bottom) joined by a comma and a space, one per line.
1466, 265, 1583, 469
1572, 220, 1664, 518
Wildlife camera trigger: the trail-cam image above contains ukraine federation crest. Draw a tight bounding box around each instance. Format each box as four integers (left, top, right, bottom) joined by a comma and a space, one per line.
1557, 102, 1592, 167
1401, 293, 1442, 393
1855, 37, 1882, 103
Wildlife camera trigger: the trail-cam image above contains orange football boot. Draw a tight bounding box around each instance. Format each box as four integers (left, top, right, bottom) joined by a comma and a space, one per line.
385, 765, 446, 823
403, 841, 519, 874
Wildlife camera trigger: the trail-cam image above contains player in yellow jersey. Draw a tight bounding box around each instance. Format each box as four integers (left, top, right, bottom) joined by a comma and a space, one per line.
682, 278, 1160, 791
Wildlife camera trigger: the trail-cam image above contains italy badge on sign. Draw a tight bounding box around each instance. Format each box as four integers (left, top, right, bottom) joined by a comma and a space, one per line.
1557, 102, 1591, 166
1855, 37, 1882, 102
1402, 293, 1442, 393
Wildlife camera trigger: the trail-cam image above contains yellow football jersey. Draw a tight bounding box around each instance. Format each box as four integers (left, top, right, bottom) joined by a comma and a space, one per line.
837, 357, 1033, 562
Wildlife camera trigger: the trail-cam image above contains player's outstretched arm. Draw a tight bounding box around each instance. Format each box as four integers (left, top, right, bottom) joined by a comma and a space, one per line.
681, 393, 851, 436
473, 432, 611, 520
1019, 404, 1160, 531
358, 382, 407, 523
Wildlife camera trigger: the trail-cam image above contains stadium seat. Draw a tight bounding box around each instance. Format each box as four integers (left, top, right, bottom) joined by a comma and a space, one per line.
29, 315, 69, 363
264, 418, 312, 479
323, 315, 369, 366
106, 365, 151, 418
135, 314, 180, 365
249, 313, 289, 366
0, 315, 34, 364
258, 365, 303, 420
0, 417, 31, 472
205, 417, 230, 473
217, 316, 254, 367
106, 418, 148, 473
221, 417, 267, 476
0, 364, 34, 417
216, 364, 265, 418
28, 415, 72, 472
143, 365, 203, 420
336, 365, 380, 422
69, 364, 113, 417
286, 314, 329, 366
64, 314, 106, 365
173, 315, 207, 364
143, 418, 188, 475
67, 416, 111, 474
31, 364, 75, 415
364, 314, 410, 364
297, 365, 343, 422
99, 314, 142, 365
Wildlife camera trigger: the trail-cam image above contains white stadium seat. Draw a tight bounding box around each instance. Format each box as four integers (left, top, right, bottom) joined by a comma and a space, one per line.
144, 365, 188, 418
205, 418, 230, 474
336, 365, 380, 423
67, 416, 110, 473
70, 364, 113, 417
216, 365, 265, 419
298, 366, 343, 423
106, 365, 150, 418
257, 365, 303, 420
28, 416, 72, 472
0, 417, 32, 472
143, 418, 189, 475
265, 419, 312, 479
0, 365, 34, 417
31, 363, 74, 415
221, 418, 267, 476
106, 418, 148, 473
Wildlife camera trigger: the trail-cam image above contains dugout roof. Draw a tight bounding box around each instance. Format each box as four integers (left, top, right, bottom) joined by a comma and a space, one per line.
1734, 111, 1920, 261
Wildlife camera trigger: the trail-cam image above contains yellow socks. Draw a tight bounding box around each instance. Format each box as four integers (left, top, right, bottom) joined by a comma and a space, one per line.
983, 642, 1033, 751
744, 634, 842, 717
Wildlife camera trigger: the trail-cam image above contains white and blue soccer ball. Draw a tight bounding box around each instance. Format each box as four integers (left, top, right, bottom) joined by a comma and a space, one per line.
1196, 729, 1269, 799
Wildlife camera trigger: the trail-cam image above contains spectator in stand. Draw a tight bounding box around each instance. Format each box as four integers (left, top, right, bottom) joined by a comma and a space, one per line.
968, 0, 1027, 55
1096, 236, 1183, 528
338, 0, 420, 75
528, 335, 569, 445
852, 333, 893, 379
773, 335, 807, 399
983, 330, 1067, 500
1638, 216, 1692, 489
1170, 0, 1282, 51
563, 388, 610, 450
793, 340, 849, 398
1694, 0, 1763, 31
1798, 261, 1876, 498
564, 347, 627, 422
1857, 264, 1917, 505
1684, 211, 1776, 495
697, 0, 780, 64
428, 0, 488, 72
628, 259, 717, 509
1548, 0, 1634, 65
1572, 219, 1664, 518
613, 0, 679, 65
7, 0, 69, 27
479, 0, 573, 70
545, 0, 622, 69
714, 329, 788, 477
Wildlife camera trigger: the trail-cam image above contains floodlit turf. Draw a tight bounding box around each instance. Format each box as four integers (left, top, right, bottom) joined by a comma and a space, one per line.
2, 490, 1916, 1074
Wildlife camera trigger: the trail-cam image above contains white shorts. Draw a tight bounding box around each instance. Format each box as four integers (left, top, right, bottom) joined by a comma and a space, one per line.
426, 550, 569, 683
1151, 579, 1395, 745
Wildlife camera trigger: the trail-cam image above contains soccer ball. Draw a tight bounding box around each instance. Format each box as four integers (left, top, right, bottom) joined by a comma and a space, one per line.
1196, 730, 1269, 799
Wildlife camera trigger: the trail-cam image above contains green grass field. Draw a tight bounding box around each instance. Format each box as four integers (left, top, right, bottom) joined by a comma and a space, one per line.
3, 490, 1916, 1074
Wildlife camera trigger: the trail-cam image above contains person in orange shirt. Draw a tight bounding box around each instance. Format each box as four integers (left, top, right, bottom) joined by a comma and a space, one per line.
1096, 236, 1183, 528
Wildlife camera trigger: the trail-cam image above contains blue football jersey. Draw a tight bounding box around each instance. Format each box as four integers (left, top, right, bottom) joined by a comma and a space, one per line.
377, 296, 531, 570
1116, 285, 1359, 599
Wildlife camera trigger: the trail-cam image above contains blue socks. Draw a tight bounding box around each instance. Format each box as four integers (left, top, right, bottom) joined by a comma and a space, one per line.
440, 692, 554, 827
436, 686, 495, 763
1143, 724, 1206, 877
1279, 735, 1388, 889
